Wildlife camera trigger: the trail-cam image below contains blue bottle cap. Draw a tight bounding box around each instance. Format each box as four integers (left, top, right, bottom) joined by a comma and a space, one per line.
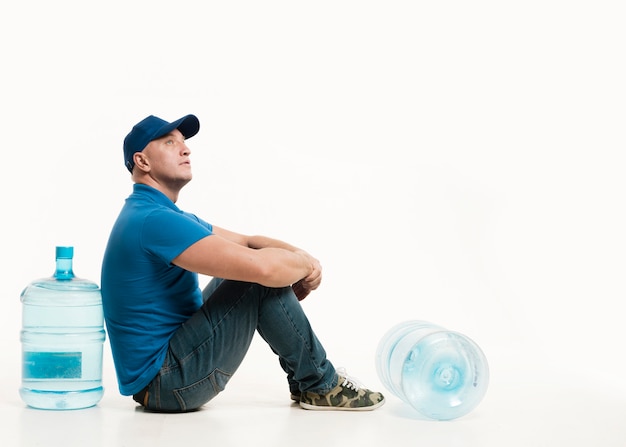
55, 246, 74, 259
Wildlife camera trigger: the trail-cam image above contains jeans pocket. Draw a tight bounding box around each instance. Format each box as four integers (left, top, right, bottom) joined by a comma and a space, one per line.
173, 368, 232, 411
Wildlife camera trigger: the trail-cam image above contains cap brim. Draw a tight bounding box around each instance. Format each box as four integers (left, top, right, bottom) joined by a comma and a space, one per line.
157, 114, 200, 141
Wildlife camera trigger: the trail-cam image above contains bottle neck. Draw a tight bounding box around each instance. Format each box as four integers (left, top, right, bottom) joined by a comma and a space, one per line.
54, 258, 75, 280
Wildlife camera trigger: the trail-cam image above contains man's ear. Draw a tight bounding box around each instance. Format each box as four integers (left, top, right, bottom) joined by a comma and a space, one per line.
133, 153, 149, 171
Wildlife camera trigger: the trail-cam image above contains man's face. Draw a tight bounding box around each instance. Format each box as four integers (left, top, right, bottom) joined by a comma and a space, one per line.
139, 129, 193, 186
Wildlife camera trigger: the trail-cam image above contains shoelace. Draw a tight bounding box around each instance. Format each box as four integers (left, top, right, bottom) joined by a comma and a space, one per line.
336, 367, 363, 391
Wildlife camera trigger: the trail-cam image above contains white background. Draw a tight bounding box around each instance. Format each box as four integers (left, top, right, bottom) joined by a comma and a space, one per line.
1, 1, 625, 445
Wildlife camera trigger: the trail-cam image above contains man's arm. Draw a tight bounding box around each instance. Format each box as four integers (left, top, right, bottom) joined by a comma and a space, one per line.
211, 226, 303, 252
172, 226, 322, 298
213, 226, 323, 299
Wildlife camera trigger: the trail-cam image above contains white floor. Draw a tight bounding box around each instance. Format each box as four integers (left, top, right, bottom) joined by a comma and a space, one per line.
2, 336, 625, 447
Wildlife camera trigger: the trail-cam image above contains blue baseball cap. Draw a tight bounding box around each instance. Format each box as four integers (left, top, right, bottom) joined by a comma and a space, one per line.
123, 114, 200, 172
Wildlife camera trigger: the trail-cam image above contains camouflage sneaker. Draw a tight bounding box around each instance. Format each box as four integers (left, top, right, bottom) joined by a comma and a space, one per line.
299, 370, 385, 411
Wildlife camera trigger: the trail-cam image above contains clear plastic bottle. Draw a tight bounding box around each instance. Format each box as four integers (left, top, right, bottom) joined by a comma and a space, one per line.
20, 246, 105, 410
376, 320, 489, 420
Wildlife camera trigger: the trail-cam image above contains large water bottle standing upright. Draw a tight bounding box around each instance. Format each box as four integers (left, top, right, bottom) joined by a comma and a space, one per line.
376, 320, 489, 420
20, 246, 105, 410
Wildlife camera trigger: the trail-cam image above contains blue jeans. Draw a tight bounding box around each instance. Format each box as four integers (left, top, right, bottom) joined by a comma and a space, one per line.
136, 279, 337, 412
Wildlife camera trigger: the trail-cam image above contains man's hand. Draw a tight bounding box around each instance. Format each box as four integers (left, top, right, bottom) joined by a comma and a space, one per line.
292, 255, 322, 301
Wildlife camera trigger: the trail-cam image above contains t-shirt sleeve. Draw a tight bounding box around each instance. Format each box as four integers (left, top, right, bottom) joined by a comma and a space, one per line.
141, 209, 213, 264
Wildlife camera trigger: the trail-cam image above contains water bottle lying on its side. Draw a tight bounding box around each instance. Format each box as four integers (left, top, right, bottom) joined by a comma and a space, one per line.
376, 320, 489, 420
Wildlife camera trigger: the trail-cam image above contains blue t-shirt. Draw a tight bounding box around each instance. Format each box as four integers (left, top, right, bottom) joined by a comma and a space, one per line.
101, 184, 213, 395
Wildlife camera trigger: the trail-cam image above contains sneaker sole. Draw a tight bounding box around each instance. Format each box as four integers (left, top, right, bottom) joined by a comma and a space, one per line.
299, 397, 385, 411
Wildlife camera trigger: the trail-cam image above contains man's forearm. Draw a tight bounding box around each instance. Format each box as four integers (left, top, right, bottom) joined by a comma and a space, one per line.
247, 235, 301, 253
